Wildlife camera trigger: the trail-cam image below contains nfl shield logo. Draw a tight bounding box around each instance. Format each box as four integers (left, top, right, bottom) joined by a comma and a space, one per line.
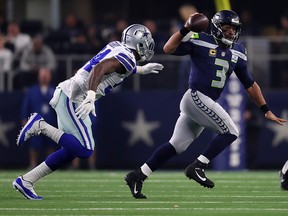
231, 54, 238, 63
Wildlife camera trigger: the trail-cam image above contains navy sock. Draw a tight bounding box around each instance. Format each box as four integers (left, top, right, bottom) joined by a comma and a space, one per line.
202, 134, 237, 160
59, 134, 93, 158
45, 148, 75, 171
146, 142, 177, 171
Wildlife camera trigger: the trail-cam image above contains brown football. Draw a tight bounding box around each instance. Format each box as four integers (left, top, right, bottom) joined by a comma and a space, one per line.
186, 13, 209, 32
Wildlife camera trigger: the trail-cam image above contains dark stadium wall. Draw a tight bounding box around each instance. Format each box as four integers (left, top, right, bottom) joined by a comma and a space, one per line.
0, 90, 288, 170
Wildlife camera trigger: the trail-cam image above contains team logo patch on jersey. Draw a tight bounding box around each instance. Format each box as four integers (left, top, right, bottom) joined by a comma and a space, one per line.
209, 49, 217, 57
231, 54, 238, 63
191, 33, 199, 39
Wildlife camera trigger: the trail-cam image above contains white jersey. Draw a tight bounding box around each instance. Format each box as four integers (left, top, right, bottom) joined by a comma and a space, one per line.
58, 41, 137, 102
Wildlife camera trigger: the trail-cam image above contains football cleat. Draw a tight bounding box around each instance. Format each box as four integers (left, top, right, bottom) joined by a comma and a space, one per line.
16, 113, 44, 146
280, 170, 288, 191
12, 176, 43, 200
125, 170, 147, 199
185, 159, 215, 188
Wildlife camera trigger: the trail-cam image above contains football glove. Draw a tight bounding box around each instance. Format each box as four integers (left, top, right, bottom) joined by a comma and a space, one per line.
136, 63, 164, 75
75, 90, 96, 120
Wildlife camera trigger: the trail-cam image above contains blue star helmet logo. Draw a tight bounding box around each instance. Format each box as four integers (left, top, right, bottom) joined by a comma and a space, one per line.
143, 31, 149, 38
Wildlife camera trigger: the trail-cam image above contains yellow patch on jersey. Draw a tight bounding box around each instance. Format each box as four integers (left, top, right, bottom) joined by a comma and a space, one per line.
209, 49, 217, 57
191, 32, 199, 39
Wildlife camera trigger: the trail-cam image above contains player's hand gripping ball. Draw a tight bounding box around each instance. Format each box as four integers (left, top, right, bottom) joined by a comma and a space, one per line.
184, 13, 209, 32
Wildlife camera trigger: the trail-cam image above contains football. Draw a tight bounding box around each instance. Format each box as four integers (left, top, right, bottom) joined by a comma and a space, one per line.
186, 13, 209, 32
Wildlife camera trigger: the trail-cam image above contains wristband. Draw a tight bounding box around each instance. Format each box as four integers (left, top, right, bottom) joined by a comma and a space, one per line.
136, 66, 143, 74
86, 90, 96, 101
179, 27, 190, 36
260, 104, 270, 114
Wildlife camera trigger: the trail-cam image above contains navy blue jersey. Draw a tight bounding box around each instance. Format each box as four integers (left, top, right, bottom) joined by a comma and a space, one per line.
173, 32, 254, 100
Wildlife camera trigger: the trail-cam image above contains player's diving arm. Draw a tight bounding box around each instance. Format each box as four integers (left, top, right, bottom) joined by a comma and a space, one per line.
88, 57, 125, 91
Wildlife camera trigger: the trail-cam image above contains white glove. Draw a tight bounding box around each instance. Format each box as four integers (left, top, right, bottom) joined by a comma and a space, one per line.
136, 63, 164, 75
75, 90, 96, 120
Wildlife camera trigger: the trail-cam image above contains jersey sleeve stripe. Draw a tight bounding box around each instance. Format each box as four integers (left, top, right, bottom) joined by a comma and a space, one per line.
115, 55, 133, 71
118, 53, 136, 68
231, 49, 247, 61
191, 39, 218, 49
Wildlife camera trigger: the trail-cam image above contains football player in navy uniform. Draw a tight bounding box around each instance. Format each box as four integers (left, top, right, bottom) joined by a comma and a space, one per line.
125, 10, 287, 199
12, 24, 164, 200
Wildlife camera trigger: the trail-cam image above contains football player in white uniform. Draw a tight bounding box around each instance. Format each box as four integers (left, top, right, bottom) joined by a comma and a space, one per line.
12, 24, 164, 200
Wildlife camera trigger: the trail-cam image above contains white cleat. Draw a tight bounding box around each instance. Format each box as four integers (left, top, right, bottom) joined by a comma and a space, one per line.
16, 113, 44, 146
13, 176, 43, 200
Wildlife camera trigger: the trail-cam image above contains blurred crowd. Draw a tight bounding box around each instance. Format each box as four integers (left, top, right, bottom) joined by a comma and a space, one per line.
0, 5, 288, 92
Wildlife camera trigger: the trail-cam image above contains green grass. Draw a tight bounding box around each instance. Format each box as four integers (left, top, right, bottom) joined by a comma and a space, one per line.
0, 170, 287, 216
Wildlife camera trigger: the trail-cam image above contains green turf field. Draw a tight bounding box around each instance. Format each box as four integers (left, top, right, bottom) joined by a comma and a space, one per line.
0, 170, 287, 216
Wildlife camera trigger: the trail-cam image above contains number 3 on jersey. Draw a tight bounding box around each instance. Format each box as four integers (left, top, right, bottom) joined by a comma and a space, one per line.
211, 58, 229, 88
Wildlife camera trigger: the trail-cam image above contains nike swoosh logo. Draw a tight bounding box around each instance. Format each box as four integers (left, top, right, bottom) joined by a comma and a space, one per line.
195, 168, 206, 181
133, 183, 138, 194
281, 179, 285, 183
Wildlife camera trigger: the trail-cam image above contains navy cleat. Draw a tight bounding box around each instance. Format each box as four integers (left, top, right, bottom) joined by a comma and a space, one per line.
16, 113, 44, 146
280, 170, 288, 191
185, 159, 215, 188
125, 170, 147, 199
12, 176, 43, 200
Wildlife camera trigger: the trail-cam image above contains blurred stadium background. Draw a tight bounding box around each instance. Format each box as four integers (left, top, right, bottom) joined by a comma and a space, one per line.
0, 0, 288, 171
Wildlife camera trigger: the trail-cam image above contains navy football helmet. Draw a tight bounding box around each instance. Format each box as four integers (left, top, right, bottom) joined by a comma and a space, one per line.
211, 10, 242, 46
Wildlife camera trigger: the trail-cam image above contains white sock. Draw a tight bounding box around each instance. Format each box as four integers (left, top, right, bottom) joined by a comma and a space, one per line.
40, 120, 64, 143
23, 162, 53, 184
197, 155, 210, 164
282, 160, 288, 174
141, 163, 152, 177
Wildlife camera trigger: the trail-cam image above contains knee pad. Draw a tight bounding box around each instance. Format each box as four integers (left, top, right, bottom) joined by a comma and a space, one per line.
170, 140, 191, 154
77, 148, 93, 159
60, 134, 93, 159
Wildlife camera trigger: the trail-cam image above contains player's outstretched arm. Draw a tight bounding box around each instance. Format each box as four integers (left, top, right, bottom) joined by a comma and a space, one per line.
264, 111, 287, 125
246, 82, 287, 125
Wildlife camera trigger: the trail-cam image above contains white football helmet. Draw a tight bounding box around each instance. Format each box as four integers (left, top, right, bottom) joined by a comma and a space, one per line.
121, 24, 155, 62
